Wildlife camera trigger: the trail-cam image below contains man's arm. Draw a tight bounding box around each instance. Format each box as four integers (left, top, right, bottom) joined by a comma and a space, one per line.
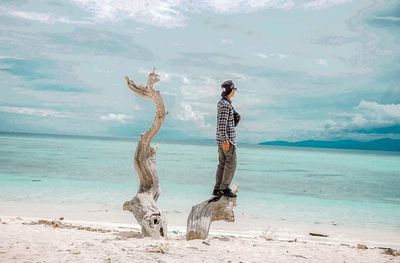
218, 102, 230, 151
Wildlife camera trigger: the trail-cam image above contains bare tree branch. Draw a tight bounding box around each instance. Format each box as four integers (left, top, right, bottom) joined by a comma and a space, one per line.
123, 69, 167, 239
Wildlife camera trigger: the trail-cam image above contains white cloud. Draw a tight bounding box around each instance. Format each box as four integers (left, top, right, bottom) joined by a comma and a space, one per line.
8, 10, 92, 25
303, 0, 351, 10
69, 0, 352, 28
278, 54, 288, 59
201, 0, 295, 13
71, 0, 186, 28
69, 0, 309, 28
325, 101, 400, 132
254, 52, 289, 59
372, 16, 400, 22
0, 106, 69, 118
138, 68, 191, 84
221, 38, 233, 45
254, 52, 271, 59
176, 102, 211, 129
318, 58, 328, 66
100, 113, 131, 123
357, 100, 400, 120
180, 78, 220, 99
225, 71, 247, 81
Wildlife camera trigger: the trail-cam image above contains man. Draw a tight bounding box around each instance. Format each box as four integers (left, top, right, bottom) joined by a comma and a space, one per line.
213, 80, 240, 198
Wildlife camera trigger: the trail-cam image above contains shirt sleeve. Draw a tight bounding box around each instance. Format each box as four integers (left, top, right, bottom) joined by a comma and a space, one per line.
218, 102, 230, 142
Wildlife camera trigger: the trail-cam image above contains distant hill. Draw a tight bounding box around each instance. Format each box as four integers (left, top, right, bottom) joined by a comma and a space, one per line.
258, 138, 400, 152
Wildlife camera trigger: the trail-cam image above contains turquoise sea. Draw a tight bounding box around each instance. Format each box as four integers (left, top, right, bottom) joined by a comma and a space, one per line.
0, 133, 399, 232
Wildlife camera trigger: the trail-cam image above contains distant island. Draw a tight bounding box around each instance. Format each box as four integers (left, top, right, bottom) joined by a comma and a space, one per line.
258, 138, 400, 152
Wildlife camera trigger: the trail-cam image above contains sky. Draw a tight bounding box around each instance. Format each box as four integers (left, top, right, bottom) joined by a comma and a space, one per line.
0, 0, 399, 144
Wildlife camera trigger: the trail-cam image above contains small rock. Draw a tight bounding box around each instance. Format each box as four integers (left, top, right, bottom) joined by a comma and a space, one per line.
357, 244, 368, 250
202, 241, 211, 246
59, 217, 64, 221
309, 233, 328, 237
383, 248, 400, 256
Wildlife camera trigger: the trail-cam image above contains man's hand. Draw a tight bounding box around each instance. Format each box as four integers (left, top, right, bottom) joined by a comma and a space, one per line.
222, 141, 230, 152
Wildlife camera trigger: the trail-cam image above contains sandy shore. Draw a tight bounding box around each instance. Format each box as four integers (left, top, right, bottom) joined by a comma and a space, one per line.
1, 216, 399, 263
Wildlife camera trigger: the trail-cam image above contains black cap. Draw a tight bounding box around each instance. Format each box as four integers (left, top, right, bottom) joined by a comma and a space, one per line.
221, 80, 236, 97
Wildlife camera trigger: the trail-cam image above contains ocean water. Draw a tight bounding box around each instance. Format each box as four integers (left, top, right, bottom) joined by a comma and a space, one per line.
0, 133, 399, 231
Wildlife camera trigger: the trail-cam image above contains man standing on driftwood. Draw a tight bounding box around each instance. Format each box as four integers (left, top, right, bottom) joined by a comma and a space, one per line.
213, 80, 241, 198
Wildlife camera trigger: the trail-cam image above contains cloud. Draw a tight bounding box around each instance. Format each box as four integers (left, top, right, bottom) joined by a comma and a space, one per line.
176, 102, 211, 129
254, 52, 270, 59
303, 0, 351, 10
221, 38, 233, 45
254, 52, 289, 59
69, 0, 302, 28
179, 77, 220, 99
7, 10, 92, 25
324, 101, 400, 134
169, 52, 238, 69
224, 71, 247, 81
71, 0, 187, 28
138, 68, 192, 84
0, 106, 69, 118
100, 113, 131, 123
357, 100, 400, 120
311, 35, 358, 46
318, 58, 328, 66
372, 16, 400, 22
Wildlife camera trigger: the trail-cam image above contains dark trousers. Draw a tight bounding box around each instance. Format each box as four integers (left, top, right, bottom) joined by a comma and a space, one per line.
214, 143, 237, 190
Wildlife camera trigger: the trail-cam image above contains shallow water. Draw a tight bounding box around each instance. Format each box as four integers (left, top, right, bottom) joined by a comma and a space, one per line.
0, 133, 399, 231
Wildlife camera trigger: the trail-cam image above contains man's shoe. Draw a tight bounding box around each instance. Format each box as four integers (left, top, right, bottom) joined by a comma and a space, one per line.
212, 188, 223, 196
222, 188, 237, 198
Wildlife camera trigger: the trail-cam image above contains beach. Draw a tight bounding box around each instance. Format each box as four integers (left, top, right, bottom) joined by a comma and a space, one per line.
1, 215, 399, 263
1, 133, 400, 262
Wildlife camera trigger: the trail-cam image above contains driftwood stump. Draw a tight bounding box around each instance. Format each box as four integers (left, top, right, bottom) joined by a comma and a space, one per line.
186, 185, 238, 240
122, 69, 168, 239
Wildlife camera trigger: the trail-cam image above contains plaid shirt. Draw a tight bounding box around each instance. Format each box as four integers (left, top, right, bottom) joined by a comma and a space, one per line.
216, 98, 236, 145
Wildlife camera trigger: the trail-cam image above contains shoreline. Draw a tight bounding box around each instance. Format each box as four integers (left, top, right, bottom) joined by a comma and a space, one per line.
1, 207, 399, 250
1, 199, 399, 244
1, 215, 399, 262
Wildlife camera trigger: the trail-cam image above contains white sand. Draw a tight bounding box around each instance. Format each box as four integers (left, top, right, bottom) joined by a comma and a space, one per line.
1, 216, 399, 263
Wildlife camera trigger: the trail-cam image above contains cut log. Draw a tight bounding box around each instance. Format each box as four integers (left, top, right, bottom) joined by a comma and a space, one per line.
186, 185, 238, 240
122, 69, 168, 239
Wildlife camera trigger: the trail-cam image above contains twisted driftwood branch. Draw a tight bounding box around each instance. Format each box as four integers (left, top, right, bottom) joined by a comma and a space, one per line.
123, 69, 168, 239
186, 185, 239, 240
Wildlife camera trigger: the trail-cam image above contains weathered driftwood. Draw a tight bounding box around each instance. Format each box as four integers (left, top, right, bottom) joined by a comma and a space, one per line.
186, 185, 238, 240
122, 69, 168, 239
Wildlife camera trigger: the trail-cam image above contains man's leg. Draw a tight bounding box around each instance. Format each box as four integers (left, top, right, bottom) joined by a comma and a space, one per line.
220, 144, 237, 190
214, 144, 226, 191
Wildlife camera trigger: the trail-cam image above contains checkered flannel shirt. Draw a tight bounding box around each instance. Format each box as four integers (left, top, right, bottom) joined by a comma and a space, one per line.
216, 98, 236, 146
